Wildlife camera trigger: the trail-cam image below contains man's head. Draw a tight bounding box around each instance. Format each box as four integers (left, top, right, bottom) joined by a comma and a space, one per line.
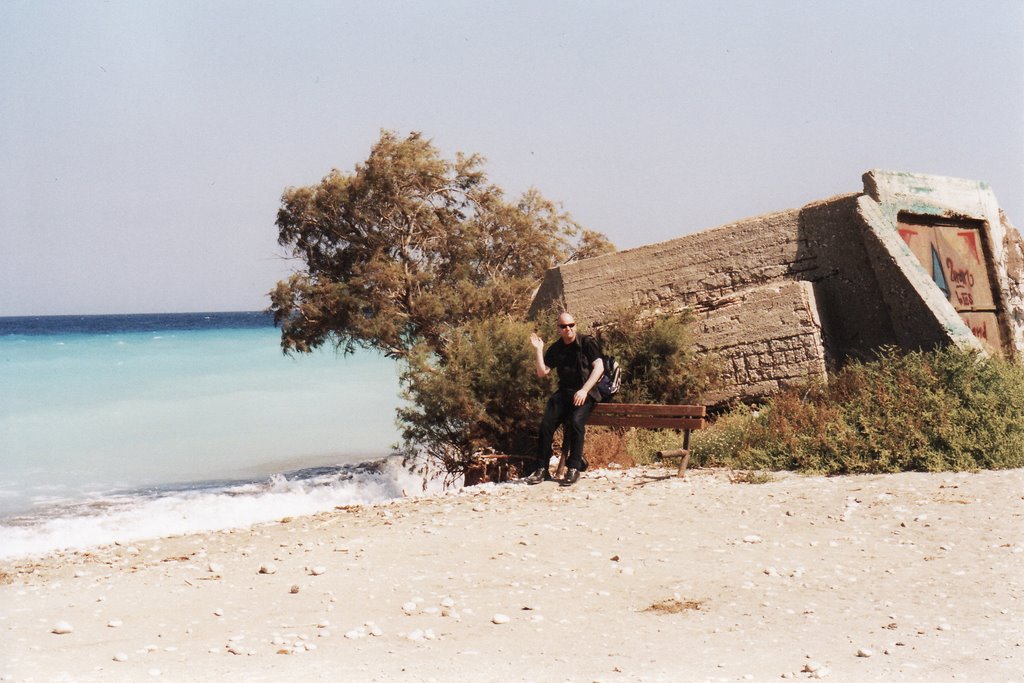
556, 312, 577, 344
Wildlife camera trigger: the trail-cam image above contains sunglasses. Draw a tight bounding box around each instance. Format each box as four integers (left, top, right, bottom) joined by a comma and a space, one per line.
558, 323, 576, 329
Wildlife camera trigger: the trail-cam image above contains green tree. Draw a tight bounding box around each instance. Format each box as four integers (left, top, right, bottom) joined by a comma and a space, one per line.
270, 130, 613, 358
270, 131, 617, 473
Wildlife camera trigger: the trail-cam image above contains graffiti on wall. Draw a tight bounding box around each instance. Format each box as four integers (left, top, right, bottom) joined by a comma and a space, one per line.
897, 216, 1004, 355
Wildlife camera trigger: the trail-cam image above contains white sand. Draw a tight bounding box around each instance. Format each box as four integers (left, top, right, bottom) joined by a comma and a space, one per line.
2, 467, 1022, 682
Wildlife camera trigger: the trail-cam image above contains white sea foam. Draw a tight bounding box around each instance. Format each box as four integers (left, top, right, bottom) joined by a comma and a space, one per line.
0, 456, 447, 560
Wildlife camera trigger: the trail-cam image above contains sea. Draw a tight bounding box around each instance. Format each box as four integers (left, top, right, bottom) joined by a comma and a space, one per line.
0, 311, 432, 561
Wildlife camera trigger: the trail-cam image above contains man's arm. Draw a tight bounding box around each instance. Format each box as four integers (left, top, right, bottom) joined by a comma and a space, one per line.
573, 357, 604, 406
530, 332, 550, 377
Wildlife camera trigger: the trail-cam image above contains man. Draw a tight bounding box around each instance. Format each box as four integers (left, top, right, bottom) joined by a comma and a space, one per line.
527, 312, 604, 487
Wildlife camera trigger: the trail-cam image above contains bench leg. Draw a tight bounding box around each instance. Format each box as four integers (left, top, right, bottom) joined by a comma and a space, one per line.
674, 429, 693, 477
675, 450, 691, 477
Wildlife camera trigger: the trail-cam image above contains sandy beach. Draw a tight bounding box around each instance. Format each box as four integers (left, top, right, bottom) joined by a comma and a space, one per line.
2, 466, 1022, 682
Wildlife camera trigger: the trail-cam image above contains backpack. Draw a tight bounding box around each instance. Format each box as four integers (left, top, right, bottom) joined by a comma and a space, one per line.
597, 355, 621, 402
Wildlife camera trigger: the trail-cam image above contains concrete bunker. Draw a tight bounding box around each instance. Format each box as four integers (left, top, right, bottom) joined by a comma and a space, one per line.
529, 170, 1024, 405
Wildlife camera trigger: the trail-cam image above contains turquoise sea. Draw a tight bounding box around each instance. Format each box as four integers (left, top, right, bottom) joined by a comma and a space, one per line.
0, 312, 421, 559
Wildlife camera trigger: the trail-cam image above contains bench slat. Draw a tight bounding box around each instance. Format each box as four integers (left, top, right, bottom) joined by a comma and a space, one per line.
592, 403, 706, 418
588, 415, 705, 430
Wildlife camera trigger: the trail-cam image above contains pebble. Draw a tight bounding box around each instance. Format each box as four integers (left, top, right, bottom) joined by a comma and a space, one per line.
208, 562, 223, 573
107, 620, 123, 628
73, 570, 89, 578
402, 601, 418, 615
440, 597, 455, 608
309, 566, 327, 576
51, 621, 74, 635
856, 648, 874, 658
289, 585, 301, 594
407, 629, 425, 641
938, 623, 953, 631
112, 653, 128, 662
743, 535, 763, 544
369, 625, 384, 637
213, 608, 224, 617
258, 563, 277, 575
492, 614, 511, 624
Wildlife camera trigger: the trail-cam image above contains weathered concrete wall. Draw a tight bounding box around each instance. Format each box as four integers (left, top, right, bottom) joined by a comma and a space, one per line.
1001, 211, 1024, 349
530, 169, 1024, 406
697, 281, 827, 405
530, 194, 899, 402
532, 207, 812, 322
795, 195, 898, 363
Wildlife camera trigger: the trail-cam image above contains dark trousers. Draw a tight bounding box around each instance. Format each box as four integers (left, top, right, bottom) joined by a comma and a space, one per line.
536, 390, 595, 471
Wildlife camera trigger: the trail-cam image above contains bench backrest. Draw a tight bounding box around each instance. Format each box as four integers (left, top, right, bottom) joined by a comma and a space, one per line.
588, 403, 706, 431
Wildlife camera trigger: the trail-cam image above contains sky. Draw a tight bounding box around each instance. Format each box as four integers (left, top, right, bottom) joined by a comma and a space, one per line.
1, 0, 1022, 316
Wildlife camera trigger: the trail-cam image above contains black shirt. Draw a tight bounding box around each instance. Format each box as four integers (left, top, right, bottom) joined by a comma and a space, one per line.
544, 334, 602, 401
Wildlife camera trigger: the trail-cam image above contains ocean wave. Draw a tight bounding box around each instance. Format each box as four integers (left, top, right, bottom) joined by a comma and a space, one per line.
0, 456, 444, 561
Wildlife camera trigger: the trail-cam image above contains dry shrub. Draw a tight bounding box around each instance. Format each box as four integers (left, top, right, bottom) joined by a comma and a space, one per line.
643, 598, 702, 614
728, 470, 774, 484
554, 426, 634, 469
694, 346, 1024, 474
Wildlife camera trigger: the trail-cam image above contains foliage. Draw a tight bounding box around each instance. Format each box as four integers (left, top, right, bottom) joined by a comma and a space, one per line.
623, 428, 679, 466
692, 346, 1024, 474
595, 307, 721, 404
397, 316, 551, 471
270, 130, 613, 358
397, 306, 717, 474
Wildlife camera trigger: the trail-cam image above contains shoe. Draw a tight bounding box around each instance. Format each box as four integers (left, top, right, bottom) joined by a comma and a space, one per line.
579, 455, 589, 472
559, 468, 580, 487
525, 468, 550, 485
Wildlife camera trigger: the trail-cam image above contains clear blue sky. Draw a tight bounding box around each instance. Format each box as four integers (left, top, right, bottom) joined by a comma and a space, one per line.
2, 0, 1021, 316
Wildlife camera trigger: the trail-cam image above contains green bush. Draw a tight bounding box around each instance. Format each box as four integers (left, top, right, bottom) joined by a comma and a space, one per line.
624, 428, 681, 466
399, 307, 719, 476
596, 308, 720, 404
398, 316, 549, 473
693, 346, 1024, 474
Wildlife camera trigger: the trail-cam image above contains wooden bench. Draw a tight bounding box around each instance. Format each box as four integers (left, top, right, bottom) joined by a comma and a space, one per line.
557, 403, 707, 477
